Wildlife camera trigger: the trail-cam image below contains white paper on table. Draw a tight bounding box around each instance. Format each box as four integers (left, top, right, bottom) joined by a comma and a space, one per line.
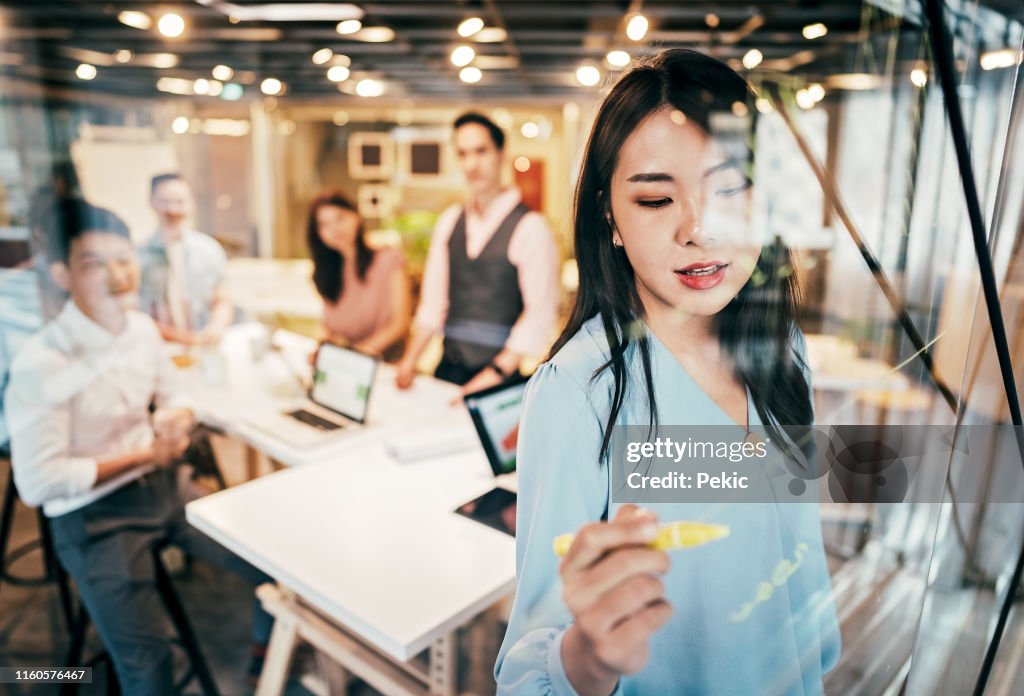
385, 428, 480, 463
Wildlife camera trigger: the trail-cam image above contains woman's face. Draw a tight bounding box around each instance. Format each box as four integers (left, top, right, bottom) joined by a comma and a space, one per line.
316, 204, 360, 253
609, 106, 762, 320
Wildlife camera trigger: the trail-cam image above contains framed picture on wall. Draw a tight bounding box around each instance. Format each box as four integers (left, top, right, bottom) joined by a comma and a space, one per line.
400, 139, 445, 181
348, 132, 394, 179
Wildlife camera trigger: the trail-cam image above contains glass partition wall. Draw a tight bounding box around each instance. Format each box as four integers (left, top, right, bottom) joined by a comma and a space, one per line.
0, 2, 1022, 694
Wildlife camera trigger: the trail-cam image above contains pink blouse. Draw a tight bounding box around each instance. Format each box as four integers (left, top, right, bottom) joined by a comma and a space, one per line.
322, 246, 406, 351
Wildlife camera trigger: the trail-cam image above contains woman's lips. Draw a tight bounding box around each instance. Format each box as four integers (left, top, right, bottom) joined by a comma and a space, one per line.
675, 262, 729, 290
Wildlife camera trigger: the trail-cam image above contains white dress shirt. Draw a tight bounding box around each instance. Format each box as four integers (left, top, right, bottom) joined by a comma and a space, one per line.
413, 187, 560, 356
5, 300, 190, 517
138, 229, 227, 331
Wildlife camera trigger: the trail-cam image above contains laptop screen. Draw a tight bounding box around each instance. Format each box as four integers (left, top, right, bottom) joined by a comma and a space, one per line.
310, 343, 378, 424
464, 379, 528, 476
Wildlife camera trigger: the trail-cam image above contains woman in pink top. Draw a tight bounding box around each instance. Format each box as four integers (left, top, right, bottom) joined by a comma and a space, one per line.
308, 191, 411, 361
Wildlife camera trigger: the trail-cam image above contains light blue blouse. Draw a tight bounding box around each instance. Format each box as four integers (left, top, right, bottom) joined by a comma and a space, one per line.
495, 315, 841, 695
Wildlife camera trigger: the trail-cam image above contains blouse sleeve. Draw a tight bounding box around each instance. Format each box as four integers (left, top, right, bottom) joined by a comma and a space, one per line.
495, 361, 622, 695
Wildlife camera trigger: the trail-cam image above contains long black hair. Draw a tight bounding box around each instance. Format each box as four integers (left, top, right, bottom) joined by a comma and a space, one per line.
307, 191, 374, 303
550, 48, 812, 463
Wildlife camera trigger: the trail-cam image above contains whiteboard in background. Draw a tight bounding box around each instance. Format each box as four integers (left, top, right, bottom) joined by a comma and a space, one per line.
70, 127, 178, 243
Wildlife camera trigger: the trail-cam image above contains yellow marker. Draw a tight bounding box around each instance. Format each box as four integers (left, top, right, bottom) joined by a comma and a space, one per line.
553, 521, 730, 557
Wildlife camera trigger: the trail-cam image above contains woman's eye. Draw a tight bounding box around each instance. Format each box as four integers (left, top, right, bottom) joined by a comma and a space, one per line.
637, 198, 672, 208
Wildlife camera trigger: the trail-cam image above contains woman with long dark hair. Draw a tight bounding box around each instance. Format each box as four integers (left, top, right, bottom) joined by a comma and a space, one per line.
307, 191, 411, 360
495, 49, 839, 694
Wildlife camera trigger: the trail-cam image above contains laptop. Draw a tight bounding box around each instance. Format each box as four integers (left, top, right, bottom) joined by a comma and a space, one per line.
455, 377, 528, 536
245, 342, 379, 449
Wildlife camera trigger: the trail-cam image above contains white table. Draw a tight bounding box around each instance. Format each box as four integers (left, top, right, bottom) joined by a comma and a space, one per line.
181, 324, 517, 694
187, 435, 517, 695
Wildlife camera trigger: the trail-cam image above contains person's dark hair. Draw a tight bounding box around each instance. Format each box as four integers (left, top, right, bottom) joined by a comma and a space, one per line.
307, 191, 374, 303
453, 112, 505, 150
550, 48, 811, 464
150, 172, 184, 195
35, 196, 132, 262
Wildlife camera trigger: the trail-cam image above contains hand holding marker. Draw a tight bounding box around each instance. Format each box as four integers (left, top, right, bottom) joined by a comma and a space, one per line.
556, 506, 729, 688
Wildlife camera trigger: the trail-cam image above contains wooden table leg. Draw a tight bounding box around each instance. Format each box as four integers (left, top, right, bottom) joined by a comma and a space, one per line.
246, 445, 260, 480
316, 650, 349, 695
256, 587, 300, 696
428, 632, 456, 696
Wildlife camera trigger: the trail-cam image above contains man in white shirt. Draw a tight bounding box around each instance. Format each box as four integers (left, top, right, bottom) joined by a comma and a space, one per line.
138, 173, 234, 345
395, 112, 560, 395
5, 198, 271, 694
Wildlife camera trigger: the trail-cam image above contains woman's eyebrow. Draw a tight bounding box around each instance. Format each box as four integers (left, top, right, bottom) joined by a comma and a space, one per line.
703, 158, 740, 177
626, 172, 674, 183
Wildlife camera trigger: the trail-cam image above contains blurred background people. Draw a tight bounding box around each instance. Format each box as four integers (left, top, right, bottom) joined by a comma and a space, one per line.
396, 112, 559, 394
139, 173, 234, 346
308, 190, 411, 361
5, 197, 271, 693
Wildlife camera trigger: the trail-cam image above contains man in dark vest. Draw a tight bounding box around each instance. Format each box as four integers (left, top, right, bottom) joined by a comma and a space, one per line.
396, 112, 559, 394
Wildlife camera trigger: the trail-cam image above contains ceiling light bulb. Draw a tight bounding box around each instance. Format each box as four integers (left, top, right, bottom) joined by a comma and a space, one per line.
910, 68, 928, 87
807, 83, 825, 102
451, 45, 475, 67
260, 77, 283, 95
212, 65, 234, 81
75, 63, 97, 80
459, 66, 482, 83
980, 48, 1020, 71
355, 27, 396, 42
312, 48, 333, 64
114, 49, 133, 64
118, 11, 151, 30
157, 13, 186, 38
626, 14, 649, 41
521, 121, 539, 138
473, 27, 507, 42
576, 65, 601, 86
795, 88, 816, 109
150, 53, 178, 69
356, 78, 383, 97
458, 17, 484, 38
193, 78, 210, 95
606, 50, 630, 68
742, 49, 763, 70
802, 23, 828, 40
336, 19, 362, 35
327, 65, 350, 82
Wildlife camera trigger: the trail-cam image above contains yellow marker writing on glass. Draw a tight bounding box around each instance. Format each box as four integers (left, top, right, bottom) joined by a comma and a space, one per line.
553, 521, 731, 557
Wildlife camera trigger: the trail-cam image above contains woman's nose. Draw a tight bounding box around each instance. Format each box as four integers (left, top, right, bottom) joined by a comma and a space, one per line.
674, 195, 706, 246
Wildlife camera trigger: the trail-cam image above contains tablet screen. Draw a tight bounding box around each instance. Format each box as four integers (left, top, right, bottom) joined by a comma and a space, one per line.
464, 379, 527, 476
311, 343, 377, 423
